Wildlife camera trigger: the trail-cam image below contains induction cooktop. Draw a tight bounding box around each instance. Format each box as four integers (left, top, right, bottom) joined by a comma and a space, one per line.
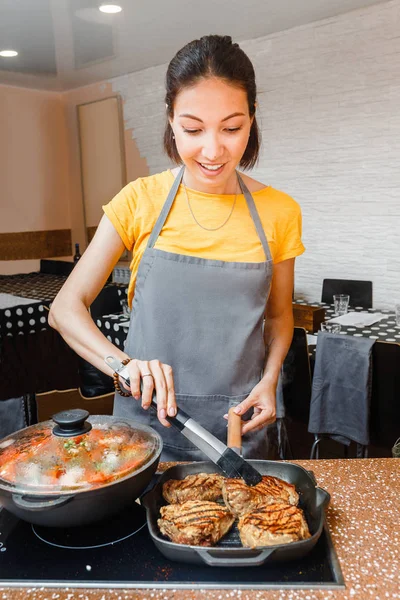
0, 500, 344, 590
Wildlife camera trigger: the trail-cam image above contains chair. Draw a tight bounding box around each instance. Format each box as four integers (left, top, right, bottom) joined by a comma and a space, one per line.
321, 279, 373, 308
40, 259, 74, 276
310, 434, 368, 459
308, 333, 373, 459
77, 357, 115, 397
0, 394, 37, 438
278, 328, 313, 459
282, 327, 312, 424
369, 341, 400, 450
90, 285, 122, 320
36, 388, 113, 422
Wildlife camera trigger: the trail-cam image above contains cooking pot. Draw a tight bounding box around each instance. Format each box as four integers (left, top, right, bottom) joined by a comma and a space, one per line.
0, 409, 162, 527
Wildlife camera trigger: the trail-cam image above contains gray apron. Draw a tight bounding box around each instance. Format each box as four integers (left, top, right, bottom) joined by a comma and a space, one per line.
114, 167, 276, 461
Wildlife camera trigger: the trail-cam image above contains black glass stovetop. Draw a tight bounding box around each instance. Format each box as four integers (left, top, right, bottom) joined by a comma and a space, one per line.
0, 501, 344, 590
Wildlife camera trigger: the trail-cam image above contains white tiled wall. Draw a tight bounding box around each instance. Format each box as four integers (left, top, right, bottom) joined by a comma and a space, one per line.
110, 0, 400, 309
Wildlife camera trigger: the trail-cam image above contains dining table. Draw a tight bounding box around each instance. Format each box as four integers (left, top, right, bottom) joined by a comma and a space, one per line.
0, 275, 80, 404
95, 299, 400, 455
95, 299, 400, 351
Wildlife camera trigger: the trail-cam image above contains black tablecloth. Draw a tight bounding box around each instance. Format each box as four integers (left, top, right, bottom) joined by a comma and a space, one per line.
0, 328, 79, 401
0, 273, 96, 399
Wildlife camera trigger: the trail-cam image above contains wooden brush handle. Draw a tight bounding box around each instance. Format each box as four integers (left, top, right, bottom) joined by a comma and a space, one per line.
228, 407, 242, 453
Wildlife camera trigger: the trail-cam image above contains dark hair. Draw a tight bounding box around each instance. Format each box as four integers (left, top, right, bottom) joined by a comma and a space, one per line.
163, 35, 260, 170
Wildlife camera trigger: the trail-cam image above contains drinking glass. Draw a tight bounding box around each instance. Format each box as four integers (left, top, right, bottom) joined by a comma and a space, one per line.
395, 303, 400, 327
333, 294, 350, 315
320, 322, 341, 334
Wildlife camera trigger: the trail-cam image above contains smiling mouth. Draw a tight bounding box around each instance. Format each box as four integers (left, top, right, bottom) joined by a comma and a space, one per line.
197, 162, 225, 171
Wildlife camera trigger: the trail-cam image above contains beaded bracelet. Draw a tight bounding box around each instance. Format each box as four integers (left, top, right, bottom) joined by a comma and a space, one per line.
113, 357, 132, 397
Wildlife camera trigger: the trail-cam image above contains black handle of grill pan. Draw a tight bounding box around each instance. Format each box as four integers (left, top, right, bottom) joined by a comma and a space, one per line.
195, 547, 276, 567
315, 487, 330, 510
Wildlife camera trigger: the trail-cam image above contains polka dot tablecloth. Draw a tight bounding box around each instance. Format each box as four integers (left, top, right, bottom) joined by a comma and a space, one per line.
96, 312, 129, 348
0, 277, 128, 341
0, 301, 50, 339
95, 287, 129, 347
293, 300, 400, 358
0, 273, 69, 341
97, 300, 400, 351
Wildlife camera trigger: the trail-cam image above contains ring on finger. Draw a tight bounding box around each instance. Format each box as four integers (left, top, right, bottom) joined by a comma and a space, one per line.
142, 373, 153, 378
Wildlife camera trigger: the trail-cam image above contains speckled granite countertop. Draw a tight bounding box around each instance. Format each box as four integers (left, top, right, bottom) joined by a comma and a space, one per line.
1, 458, 398, 600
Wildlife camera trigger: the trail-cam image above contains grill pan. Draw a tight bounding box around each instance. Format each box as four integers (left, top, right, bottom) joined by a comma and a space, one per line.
141, 460, 330, 567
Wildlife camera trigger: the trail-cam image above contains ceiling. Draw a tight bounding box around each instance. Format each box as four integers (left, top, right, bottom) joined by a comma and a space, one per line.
0, 0, 392, 91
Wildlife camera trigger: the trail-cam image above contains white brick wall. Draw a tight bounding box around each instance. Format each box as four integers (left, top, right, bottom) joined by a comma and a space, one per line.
110, 0, 400, 309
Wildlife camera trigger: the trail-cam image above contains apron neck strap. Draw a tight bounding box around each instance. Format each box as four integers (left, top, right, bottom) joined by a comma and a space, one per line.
147, 167, 185, 249
236, 173, 272, 262
147, 167, 272, 262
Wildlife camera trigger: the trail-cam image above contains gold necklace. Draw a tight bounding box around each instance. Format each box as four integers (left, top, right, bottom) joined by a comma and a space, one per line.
183, 173, 239, 232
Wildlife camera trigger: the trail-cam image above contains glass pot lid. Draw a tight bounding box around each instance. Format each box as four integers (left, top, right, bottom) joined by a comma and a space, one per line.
0, 409, 161, 495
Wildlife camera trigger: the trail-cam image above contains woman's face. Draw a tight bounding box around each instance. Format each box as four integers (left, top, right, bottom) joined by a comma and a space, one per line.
169, 77, 253, 194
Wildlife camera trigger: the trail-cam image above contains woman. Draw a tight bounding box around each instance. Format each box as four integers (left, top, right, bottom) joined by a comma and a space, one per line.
49, 35, 305, 460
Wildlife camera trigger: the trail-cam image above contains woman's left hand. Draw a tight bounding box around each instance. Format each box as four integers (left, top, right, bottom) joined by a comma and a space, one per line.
226, 378, 277, 435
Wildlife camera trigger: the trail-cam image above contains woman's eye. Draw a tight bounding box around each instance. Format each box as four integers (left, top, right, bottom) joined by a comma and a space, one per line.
183, 128, 201, 135
226, 127, 242, 133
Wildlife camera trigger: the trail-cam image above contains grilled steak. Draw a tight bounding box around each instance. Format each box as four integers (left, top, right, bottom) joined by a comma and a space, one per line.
222, 475, 299, 516
238, 501, 311, 547
158, 500, 235, 546
162, 473, 224, 504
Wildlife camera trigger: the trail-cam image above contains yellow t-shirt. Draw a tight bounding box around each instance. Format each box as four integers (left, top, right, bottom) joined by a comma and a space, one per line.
103, 169, 305, 306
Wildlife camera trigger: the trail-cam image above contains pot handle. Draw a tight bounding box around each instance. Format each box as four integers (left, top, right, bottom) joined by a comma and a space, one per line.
315, 487, 330, 510
196, 547, 275, 567
12, 494, 75, 512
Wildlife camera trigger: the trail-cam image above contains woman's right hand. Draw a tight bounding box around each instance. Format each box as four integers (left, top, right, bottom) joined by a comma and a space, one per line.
120, 359, 176, 428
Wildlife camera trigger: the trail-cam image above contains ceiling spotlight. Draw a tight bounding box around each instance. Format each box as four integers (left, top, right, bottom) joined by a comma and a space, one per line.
0, 50, 18, 57
99, 4, 122, 13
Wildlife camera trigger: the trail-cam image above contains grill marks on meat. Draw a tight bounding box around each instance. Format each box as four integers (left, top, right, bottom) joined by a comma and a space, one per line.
162, 473, 224, 504
222, 475, 299, 516
158, 472, 309, 548
158, 500, 235, 546
238, 501, 311, 548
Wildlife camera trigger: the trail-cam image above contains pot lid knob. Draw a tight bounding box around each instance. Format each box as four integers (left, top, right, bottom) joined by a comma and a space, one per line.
52, 409, 92, 437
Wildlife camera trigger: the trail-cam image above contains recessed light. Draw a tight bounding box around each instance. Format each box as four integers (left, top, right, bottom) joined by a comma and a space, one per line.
0, 50, 18, 58
99, 4, 122, 13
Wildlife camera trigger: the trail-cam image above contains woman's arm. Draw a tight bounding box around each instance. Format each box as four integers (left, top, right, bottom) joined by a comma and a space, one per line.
262, 257, 295, 384
232, 258, 295, 434
49, 215, 176, 426
49, 215, 129, 374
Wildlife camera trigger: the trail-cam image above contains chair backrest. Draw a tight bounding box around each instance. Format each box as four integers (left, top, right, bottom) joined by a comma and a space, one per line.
321, 278, 373, 308
77, 357, 115, 398
40, 259, 74, 276
282, 327, 312, 423
90, 285, 122, 320
370, 341, 400, 449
